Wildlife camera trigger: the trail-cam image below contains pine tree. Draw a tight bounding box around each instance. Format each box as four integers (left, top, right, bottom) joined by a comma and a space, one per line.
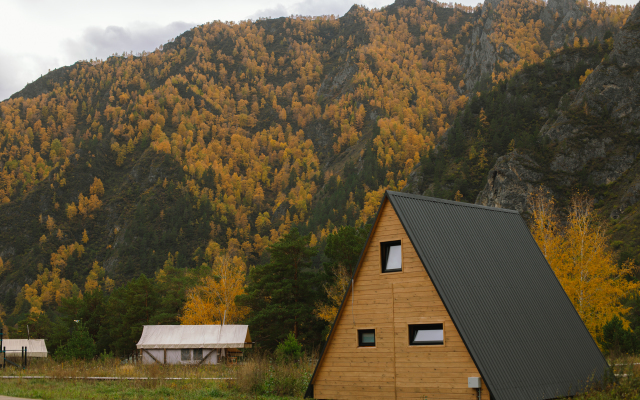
54, 321, 97, 360
238, 227, 323, 349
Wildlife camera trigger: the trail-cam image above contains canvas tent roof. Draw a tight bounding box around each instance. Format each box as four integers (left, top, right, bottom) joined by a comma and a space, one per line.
136, 325, 251, 349
2, 339, 48, 357
306, 191, 608, 400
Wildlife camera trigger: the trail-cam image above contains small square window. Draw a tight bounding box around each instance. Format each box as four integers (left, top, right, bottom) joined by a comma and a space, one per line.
358, 329, 376, 347
381, 241, 402, 272
181, 349, 191, 361
409, 324, 444, 345
193, 348, 203, 361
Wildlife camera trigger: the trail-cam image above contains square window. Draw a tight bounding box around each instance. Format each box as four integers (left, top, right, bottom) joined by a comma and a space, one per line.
193, 348, 203, 361
358, 329, 376, 347
409, 324, 444, 345
381, 241, 402, 272
181, 349, 191, 361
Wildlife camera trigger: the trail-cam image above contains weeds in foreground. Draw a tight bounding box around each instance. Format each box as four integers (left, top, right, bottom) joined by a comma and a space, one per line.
573, 357, 640, 399
0, 356, 230, 379
233, 352, 313, 397
0, 354, 312, 399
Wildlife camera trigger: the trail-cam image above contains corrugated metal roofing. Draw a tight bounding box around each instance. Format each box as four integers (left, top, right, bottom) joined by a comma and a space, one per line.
136, 325, 250, 349
385, 191, 607, 400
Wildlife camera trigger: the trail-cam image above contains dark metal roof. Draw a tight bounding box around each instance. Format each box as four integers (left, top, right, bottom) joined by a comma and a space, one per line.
305, 191, 607, 399
386, 191, 608, 400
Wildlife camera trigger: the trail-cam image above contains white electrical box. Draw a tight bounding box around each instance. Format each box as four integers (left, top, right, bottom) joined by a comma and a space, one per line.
468, 377, 481, 388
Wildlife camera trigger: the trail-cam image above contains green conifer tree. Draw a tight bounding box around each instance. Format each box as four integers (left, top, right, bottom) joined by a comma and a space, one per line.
238, 227, 323, 350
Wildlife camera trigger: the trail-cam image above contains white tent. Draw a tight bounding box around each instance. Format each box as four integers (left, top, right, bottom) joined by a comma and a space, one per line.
136, 325, 251, 365
1, 339, 48, 358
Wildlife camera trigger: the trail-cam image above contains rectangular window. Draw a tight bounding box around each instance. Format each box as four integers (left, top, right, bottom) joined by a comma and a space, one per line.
193, 348, 203, 361
181, 349, 191, 361
381, 241, 402, 272
409, 324, 444, 345
358, 329, 376, 347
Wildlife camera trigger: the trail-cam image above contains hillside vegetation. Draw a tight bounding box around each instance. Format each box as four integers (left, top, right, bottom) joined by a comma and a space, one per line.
0, 0, 635, 353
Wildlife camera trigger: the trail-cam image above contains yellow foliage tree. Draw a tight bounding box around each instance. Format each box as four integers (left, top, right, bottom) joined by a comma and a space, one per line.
314, 264, 351, 335
84, 261, 114, 292
180, 253, 249, 325
90, 177, 104, 196
66, 203, 78, 219
529, 190, 639, 342
46, 215, 55, 232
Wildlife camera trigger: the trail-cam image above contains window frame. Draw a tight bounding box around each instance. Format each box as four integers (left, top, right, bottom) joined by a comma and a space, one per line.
193, 348, 203, 361
180, 348, 192, 361
380, 239, 403, 274
408, 323, 445, 346
357, 328, 377, 348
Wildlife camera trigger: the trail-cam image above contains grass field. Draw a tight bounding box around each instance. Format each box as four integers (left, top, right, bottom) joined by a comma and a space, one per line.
0, 356, 637, 399
0, 356, 311, 399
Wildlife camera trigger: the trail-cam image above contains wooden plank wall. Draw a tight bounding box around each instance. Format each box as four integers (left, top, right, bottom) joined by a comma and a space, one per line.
313, 199, 491, 399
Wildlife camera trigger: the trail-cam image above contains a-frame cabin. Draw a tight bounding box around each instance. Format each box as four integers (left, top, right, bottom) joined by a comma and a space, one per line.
306, 191, 608, 400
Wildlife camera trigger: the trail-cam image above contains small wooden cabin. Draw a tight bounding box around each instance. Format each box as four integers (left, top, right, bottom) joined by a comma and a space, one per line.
305, 191, 607, 400
136, 325, 251, 365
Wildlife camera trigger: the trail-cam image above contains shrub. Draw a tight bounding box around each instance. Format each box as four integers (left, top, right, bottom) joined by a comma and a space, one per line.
275, 332, 303, 363
600, 315, 638, 356
54, 322, 97, 360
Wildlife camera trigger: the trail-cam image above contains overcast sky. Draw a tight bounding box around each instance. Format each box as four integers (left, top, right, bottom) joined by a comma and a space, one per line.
1, 0, 637, 101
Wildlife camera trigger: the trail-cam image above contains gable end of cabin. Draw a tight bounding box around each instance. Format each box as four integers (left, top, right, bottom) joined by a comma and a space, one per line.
309, 198, 490, 400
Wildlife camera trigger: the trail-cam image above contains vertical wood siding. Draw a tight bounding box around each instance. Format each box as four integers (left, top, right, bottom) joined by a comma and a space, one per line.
313, 199, 490, 399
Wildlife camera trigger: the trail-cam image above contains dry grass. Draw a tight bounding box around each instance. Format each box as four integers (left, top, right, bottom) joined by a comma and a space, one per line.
0, 356, 232, 379
232, 352, 314, 397
0, 356, 309, 399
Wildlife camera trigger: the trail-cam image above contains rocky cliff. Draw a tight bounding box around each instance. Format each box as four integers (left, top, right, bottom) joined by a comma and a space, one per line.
476, 1, 640, 260
461, 0, 621, 90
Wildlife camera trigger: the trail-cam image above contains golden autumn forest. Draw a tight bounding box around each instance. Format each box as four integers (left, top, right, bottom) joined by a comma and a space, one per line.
0, 0, 637, 355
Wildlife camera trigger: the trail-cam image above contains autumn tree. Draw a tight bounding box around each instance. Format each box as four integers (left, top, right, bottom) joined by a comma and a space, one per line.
529, 190, 639, 342
180, 252, 249, 325
90, 177, 104, 196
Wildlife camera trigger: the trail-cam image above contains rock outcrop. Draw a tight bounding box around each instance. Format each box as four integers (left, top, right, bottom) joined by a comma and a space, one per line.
475, 2, 640, 215
475, 151, 546, 214
461, 0, 619, 90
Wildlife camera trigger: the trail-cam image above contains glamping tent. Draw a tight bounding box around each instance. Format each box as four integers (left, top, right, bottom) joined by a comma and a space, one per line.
136, 325, 251, 365
1, 339, 48, 358
305, 191, 608, 400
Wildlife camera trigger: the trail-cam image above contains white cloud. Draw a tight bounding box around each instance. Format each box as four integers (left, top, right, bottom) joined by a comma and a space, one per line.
0, 51, 59, 101
61, 22, 195, 62
248, 4, 290, 19
247, 0, 390, 20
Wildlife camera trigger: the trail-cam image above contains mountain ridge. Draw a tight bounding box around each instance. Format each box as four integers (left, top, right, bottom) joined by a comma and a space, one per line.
0, 0, 634, 324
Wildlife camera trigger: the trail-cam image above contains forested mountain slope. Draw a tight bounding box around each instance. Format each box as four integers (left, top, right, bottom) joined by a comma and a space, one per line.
472, 1, 640, 266
0, 0, 633, 330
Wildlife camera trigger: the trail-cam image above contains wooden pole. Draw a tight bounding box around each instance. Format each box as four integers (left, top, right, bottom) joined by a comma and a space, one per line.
142, 349, 162, 365
198, 349, 216, 365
